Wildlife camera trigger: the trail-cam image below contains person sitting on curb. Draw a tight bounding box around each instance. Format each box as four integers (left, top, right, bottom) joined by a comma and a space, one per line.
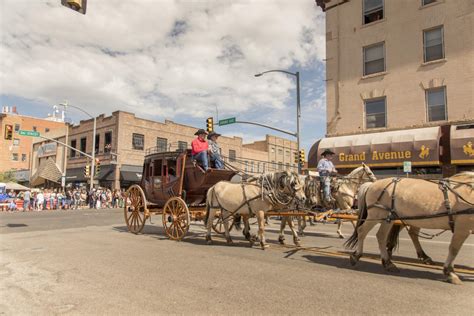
191, 129, 209, 171
317, 149, 337, 204
207, 131, 224, 169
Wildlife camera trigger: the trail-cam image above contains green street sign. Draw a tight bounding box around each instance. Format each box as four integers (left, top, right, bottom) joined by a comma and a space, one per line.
219, 117, 236, 126
19, 130, 40, 137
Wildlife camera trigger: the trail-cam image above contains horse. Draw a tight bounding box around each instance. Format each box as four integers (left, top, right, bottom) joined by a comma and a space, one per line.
278, 163, 377, 242
205, 171, 306, 249
346, 172, 474, 284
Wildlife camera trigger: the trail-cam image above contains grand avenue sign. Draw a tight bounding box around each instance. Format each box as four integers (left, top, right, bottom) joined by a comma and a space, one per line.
314, 127, 441, 168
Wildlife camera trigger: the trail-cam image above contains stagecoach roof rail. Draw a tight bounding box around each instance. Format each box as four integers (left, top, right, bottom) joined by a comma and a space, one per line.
145, 146, 187, 156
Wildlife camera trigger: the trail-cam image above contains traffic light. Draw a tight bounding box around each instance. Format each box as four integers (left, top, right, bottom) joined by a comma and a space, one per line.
299, 149, 306, 164
293, 151, 299, 164
61, 0, 87, 14
95, 159, 101, 175
84, 164, 90, 178
4, 124, 13, 140
206, 117, 214, 133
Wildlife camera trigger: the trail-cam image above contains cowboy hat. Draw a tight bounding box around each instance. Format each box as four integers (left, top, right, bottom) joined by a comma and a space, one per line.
207, 131, 221, 139
321, 149, 335, 156
194, 129, 208, 135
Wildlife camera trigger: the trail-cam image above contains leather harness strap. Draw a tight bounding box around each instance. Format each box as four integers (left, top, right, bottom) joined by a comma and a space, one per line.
439, 180, 455, 232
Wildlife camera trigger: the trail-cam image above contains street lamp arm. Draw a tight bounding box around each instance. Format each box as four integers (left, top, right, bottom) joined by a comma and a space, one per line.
60, 103, 93, 119
255, 69, 297, 77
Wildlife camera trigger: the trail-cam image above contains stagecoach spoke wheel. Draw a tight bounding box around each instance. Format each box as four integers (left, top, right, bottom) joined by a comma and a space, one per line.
162, 197, 190, 241
212, 214, 234, 235
124, 185, 148, 234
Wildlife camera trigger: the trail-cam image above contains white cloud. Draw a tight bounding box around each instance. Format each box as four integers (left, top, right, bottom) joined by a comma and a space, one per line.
0, 0, 325, 123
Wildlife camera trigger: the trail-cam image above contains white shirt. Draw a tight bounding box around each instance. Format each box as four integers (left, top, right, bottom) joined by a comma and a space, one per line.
317, 158, 335, 174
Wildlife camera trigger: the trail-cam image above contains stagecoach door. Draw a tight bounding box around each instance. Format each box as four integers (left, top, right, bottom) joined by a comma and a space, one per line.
162, 157, 181, 199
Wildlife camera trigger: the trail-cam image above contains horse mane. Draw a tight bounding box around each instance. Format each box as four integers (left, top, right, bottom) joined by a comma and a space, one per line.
449, 171, 474, 182
347, 166, 363, 177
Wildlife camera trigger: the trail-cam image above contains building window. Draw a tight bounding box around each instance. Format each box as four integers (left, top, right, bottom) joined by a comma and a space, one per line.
426, 87, 447, 122
132, 133, 144, 150
365, 97, 386, 129
177, 141, 187, 152
422, 0, 436, 5
363, 42, 385, 76
12, 153, 18, 161
33, 126, 37, 132
278, 162, 283, 171
423, 26, 444, 62
229, 149, 236, 162
13, 138, 20, 146
363, 0, 384, 25
80, 137, 87, 156
45, 128, 50, 133
104, 132, 112, 153
271, 147, 275, 153
278, 149, 283, 155
21, 154, 27, 162
95, 134, 100, 154
156, 137, 167, 152
285, 150, 290, 157
14, 124, 20, 132
70, 139, 77, 158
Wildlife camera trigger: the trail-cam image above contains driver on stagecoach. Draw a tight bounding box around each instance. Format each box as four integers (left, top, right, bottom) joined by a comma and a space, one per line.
191, 129, 210, 171
317, 149, 337, 204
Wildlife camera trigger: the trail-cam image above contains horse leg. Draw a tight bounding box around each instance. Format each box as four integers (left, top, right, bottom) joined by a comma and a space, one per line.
288, 217, 301, 247
278, 217, 287, 245
444, 227, 470, 285
336, 220, 345, 239
407, 226, 434, 265
297, 216, 306, 236
376, 222, 399, 273
257, 210, 268, 249
350, 220, 378, 266
205, 204, 216, 245
223, 212, 233, 245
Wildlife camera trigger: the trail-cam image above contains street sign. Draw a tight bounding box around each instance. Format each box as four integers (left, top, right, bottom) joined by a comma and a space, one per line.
19, 130, 40, 137
218, 117, 236, 126
403, 161, 412, 173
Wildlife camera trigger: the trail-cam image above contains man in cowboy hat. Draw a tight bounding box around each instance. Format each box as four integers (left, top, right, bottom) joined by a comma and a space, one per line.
317, 149, 337, 204
191, 129, 209, 171
208, 131, 224, 169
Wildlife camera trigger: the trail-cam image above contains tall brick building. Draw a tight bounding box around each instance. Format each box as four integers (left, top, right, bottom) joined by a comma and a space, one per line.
310, 0, 474, 177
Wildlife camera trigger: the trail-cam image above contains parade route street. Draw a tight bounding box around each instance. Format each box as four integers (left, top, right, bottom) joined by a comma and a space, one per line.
1, 209, 473, 315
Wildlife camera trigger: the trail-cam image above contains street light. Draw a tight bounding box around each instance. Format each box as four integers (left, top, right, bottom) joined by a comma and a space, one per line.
254, 69, 302, 173
60, 101, 97, 192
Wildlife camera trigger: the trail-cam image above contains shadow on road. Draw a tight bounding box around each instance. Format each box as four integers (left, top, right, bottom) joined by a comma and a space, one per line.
301, 253, 474, 284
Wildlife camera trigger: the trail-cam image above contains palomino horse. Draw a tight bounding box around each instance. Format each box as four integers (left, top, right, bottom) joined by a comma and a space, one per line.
278, 163, 377, 242
346, 172, 474, 284
205, 171, 306, 249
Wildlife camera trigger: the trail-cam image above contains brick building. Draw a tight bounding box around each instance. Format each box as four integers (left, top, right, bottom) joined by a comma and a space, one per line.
31, 111, 297, 189
309, 0, 474, 177
0, 106, 66, 175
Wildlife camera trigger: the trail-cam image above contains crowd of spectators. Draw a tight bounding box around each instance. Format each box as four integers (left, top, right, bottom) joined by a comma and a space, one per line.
1, 187, 126, 212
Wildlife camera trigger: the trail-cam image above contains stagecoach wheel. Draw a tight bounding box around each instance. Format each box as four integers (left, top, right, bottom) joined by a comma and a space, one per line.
124, 185, 148, 234
162, 197, 190, 241
212, 214, 234, 235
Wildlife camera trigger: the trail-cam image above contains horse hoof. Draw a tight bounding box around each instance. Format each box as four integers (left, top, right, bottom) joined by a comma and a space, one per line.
294, 241, 301, 247
206, 239, 213, 245
261, 243, 269, 250
383, 261, 400, 273
422, 257, 434, 265
349, 254, 359, 266
338, 234, 345, 239
226, 239, 234, 245
447, 273, 463, 285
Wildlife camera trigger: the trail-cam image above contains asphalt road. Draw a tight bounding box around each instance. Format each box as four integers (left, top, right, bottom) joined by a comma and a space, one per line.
1, 208, 473, 315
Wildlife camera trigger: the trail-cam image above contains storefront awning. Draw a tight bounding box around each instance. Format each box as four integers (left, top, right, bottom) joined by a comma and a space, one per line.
30, 158, 63, 186
309, 127, 441, 169
450, 124, 474, 165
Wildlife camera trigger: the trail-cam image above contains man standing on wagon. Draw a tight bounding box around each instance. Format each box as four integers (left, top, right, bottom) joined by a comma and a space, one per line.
191, 129, 209, 171
317, 149, 337, 204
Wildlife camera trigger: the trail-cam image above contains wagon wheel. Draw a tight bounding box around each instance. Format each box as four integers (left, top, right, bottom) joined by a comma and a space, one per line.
124, 185, 148, 234
162, 197, 190, 241
212, 214, 235, 235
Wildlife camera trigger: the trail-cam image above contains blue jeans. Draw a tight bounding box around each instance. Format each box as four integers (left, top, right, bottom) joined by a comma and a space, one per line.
321, 176, 331, 201
210, 154, 224, 169
193, 151, 209, 170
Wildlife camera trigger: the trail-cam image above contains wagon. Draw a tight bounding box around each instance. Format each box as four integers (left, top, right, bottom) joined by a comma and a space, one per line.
124, 147, 238, 240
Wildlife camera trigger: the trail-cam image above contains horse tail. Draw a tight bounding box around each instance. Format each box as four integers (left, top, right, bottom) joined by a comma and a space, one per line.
386, 225, 402, 253
204, 187, 214, 226
345, 182, 372, 249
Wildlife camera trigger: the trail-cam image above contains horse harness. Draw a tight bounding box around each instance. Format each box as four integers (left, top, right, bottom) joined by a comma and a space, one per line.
367, 178, 474, 233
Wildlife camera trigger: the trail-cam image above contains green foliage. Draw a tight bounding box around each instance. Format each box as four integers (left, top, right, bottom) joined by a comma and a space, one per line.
0, 171, 16, 183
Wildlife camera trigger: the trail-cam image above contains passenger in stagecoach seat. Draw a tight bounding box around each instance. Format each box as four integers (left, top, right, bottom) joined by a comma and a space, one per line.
317, 149, 337, 203
207, 131, 224, 169
191, 129, 210, 171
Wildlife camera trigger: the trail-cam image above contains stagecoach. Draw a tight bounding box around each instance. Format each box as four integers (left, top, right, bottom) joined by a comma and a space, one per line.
124, 147, 238, 240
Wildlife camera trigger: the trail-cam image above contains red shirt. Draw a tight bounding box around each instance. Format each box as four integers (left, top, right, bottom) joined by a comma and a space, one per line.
191, 137, 208, 155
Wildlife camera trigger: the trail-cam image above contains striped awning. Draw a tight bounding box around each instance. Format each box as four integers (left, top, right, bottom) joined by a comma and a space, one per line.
30, 158, 62, 186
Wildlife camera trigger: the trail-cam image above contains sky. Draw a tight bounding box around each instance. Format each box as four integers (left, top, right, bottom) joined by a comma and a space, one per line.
0, 0, 327, 151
